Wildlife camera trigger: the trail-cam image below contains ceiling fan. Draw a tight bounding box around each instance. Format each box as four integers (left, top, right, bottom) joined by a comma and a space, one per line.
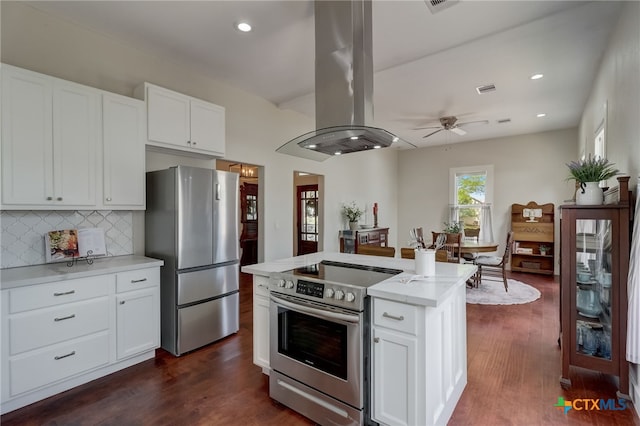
415, 116, 489, 139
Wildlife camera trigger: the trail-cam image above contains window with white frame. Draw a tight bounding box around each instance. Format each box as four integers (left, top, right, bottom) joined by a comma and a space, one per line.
449, 165, 494, 242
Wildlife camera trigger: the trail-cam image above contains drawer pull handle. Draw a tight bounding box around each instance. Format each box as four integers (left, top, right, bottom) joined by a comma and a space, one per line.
54, 351, 76, 360
373, 337, 380, 343
131, 278, 147, 283
54, 314, 76, 322
54, 290, 75, 297
120, 301, 125, 305
382, 312, 405, 321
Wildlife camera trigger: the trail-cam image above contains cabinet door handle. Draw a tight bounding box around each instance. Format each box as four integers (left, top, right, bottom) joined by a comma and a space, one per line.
57, 197, 63, 201
54, 314, 76, 322
46, 196, 53, 201
54, 350, 76, 360
373, 337, 380, 343
131, 278, 147, 283
120, 300, 126, 305
382, 312, 405, 321
54, 290, 75, 296
192, 141, 197, 146
106, 197, 112, 202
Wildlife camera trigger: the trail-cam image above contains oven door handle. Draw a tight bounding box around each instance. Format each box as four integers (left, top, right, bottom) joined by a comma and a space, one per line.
270, 295, 360, 324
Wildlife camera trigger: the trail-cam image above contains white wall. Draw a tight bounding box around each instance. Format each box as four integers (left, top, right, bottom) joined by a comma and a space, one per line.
579, 1, 639, 191
0, 2, 400, 261
397, 128, 577, 273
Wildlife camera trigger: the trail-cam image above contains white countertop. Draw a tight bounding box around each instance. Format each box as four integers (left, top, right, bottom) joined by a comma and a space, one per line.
241, 251, 476, 307
1, 255, 165, 290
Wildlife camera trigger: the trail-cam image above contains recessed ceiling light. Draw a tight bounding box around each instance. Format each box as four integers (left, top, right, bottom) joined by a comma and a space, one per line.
530, 73, 544, 80
235, 22, 252, 32
537, 113, 546, 118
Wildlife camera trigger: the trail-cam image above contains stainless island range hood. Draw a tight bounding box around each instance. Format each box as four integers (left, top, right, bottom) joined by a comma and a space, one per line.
277, 0, 413, 161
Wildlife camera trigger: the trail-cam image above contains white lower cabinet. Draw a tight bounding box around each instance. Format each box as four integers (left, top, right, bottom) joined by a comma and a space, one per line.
115, 268, 160, 360
253, 274, 270, 373
371, 283, 467, 426
1, 265, 161, 414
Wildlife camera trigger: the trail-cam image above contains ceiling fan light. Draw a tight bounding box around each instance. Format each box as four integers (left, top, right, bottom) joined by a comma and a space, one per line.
530, 73, 544, 80
536, 113, 546, 118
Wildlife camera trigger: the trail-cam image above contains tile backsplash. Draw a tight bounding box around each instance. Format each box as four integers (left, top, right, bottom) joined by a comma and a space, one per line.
1, 210, 133, 269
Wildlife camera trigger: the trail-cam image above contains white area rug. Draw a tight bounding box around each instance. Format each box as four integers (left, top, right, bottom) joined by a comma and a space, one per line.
466, 279, 541, 305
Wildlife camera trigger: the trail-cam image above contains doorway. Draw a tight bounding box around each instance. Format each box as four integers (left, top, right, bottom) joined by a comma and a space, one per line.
217, 160, 262, 266
294, 172, 323, 256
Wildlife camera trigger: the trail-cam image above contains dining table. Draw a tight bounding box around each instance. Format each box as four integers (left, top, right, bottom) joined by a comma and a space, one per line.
459, 241, 499, 254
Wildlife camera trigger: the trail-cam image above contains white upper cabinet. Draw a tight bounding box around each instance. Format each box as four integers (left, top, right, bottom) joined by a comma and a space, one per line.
1, 65, 99, 208
102, 93, 146, 209
1, 64, 145, 210
137, 82, 225, 158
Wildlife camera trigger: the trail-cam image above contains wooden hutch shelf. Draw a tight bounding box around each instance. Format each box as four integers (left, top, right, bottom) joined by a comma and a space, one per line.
511, 201, 555, 275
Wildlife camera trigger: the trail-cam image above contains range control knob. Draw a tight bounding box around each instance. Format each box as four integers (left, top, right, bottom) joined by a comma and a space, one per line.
345, 292, 356, 303
285, 280, 295, 289
325, 288, 335, 298
334, 290, 345, 300
277, 279, 286, 288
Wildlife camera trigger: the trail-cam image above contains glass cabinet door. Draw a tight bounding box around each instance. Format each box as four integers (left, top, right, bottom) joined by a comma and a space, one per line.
575, 218, 612, 360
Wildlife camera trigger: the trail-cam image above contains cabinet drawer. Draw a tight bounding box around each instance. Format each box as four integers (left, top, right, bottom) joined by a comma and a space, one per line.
9, 332, 109, 397
9, 297, 109, 355
8, 275, 111, 314
116, 268, 159, 293
254, 275, 270, 298
373, 298, 418, 335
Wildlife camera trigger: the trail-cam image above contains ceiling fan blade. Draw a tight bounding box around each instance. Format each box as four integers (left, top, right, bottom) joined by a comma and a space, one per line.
412, 125, 442, 130
422, 128, 444, 138
449, 127, 467, 136
457, 120, 489, 127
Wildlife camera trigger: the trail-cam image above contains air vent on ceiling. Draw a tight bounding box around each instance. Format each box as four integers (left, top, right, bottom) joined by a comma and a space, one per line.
476, 84, 496, 95
424, 0, 459, 14
497, 118, 511, 124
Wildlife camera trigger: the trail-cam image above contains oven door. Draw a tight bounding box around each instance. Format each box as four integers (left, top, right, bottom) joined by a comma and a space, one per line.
270, 292, 363, 409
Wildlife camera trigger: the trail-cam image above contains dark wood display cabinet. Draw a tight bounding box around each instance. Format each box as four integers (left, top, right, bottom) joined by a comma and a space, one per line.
559, 176, 631, 399
339, 227, 389, 254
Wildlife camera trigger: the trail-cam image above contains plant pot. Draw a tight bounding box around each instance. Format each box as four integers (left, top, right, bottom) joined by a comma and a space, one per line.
349, 221, 358, 231
576, 182, 604, 205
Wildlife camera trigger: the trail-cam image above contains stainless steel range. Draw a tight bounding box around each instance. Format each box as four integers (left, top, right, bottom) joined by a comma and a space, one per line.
269, 260, 402, 426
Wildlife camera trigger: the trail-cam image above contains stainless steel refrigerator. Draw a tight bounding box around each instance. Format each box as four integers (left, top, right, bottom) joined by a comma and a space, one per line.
145, 166, 239, 356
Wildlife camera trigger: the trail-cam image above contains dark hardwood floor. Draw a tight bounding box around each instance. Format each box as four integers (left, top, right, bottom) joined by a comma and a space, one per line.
2, 271, 638, 425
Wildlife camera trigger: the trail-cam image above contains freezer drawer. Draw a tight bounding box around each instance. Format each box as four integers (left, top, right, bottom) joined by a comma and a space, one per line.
177, 264, 239, 306
176, 292, 239, 355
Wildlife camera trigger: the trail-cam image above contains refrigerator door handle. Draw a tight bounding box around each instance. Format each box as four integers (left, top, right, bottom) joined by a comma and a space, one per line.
215, 183, 221, 200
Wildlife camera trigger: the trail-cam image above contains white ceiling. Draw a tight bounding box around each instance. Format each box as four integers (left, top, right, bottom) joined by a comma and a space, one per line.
27, 0, 623, 149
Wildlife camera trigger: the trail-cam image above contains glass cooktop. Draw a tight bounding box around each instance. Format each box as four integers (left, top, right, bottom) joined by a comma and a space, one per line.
285, 260, 402, 288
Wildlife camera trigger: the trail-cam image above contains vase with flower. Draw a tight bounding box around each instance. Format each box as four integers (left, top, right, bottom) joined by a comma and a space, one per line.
342, 202, 364, 230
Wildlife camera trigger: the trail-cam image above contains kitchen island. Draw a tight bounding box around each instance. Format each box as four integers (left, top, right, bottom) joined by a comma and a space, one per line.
242, 251, 476, 426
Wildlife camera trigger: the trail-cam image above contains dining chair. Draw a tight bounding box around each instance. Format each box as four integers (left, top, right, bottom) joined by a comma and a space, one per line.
357, 245, 396, 257
400, 247, 415, 259
474, 231, 514, 292
430, 232, 462, 263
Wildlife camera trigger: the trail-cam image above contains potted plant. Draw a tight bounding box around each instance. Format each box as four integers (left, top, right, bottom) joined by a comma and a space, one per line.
539, 244, 550, 256
342, 202, 363, 230
442, 221, 462, 243
443, 221, 462, 234
566, 155, 620, 205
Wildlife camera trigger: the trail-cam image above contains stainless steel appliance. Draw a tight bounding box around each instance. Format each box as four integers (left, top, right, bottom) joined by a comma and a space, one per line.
145, 166, 239, 356
269, 261, 402, 425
